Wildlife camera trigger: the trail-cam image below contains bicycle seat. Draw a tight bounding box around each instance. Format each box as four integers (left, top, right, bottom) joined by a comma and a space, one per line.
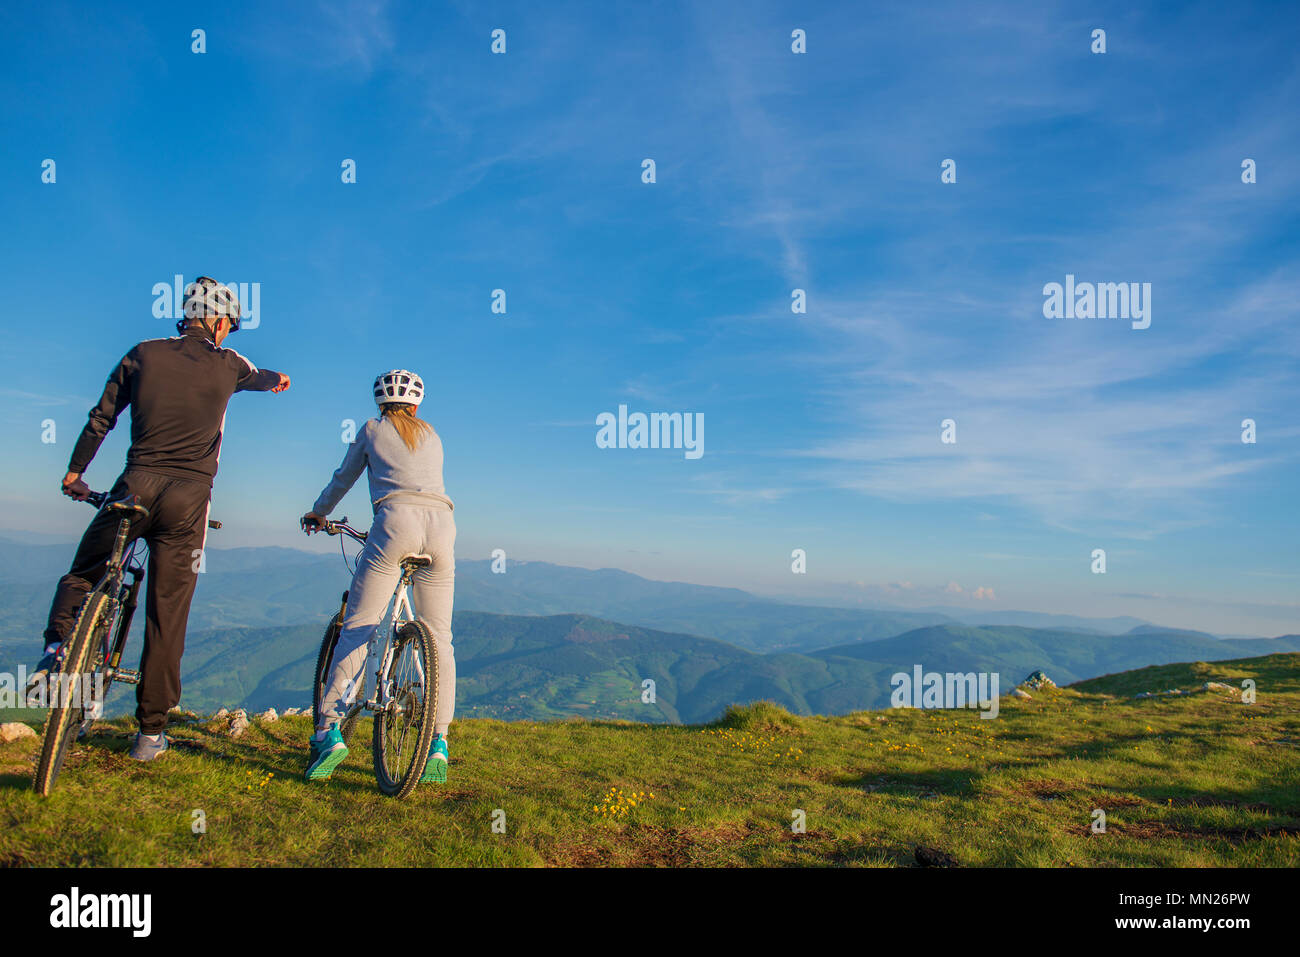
401, 554, 433, 568
105, 498, 150, 521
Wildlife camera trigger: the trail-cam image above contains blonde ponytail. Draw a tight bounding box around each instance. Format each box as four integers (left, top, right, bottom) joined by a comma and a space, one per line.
380, 403, 432, 451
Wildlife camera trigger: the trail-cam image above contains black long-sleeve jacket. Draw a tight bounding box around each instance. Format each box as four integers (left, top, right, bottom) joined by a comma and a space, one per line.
68, 327, 283, 487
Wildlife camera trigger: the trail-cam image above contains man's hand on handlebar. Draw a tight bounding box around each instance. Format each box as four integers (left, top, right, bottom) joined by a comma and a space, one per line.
301, 511, 327, 534
61, 471, 91, 502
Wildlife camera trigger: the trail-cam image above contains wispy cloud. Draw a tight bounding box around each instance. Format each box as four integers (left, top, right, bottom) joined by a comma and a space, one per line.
245, 0, 396, 72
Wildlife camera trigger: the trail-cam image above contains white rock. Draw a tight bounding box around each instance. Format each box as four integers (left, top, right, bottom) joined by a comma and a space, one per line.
255, 708, 279, 723
227, 713, 250, 738
1011, 689, 1032, 699
0, 722, 38, 743
214, 707, 229, 719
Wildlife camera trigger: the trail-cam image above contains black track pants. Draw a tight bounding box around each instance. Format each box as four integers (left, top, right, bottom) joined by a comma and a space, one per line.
42, 469, 211, 734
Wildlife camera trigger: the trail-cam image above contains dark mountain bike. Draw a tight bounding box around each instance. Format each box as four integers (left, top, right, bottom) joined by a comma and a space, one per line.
32, 490, 221, 796
305, 516, 439, 799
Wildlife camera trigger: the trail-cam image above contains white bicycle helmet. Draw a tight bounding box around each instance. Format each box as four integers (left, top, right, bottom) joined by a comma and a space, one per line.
178, 276, 241, 334
373, 369, 425, 407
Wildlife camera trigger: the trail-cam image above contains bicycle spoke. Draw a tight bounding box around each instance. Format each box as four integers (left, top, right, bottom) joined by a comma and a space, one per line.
371, 619, 437, 798
386, 639, 409, 775
384, 635, 428, 778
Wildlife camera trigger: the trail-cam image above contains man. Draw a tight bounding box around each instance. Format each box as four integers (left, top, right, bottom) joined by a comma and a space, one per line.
29, 277, 289, 761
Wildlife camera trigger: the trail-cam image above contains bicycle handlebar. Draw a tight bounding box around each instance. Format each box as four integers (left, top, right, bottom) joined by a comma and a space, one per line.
85, 490, 221, 530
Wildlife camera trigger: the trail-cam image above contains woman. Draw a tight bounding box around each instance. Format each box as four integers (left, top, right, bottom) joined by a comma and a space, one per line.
300, 369, 456, 784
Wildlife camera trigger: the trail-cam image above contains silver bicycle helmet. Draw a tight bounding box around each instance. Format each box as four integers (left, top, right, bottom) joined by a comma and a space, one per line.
178, 276, 241, 334
373, 369, 425, 407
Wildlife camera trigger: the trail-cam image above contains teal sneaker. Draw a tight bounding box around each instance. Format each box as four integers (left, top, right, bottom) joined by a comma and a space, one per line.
305, 724, 349, 781
420, 734, 449, 784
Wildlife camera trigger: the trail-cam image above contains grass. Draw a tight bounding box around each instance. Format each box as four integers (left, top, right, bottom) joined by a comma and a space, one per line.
1, 653, 1297, 867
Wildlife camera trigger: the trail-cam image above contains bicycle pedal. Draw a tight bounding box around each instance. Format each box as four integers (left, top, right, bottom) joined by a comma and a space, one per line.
113, 669, 142, 685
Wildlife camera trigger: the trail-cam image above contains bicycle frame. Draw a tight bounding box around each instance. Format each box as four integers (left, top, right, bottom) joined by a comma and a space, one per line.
74, 508, 145, 717
308, 514, 439, 797
33, 489, 221, 795
97, 547, 145, 697
313, 516, 431, 724
75, 491, 217, 710
349, 562, 426, 716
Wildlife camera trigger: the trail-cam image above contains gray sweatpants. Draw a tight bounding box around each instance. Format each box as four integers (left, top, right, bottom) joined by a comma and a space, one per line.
317, 502, 456, 735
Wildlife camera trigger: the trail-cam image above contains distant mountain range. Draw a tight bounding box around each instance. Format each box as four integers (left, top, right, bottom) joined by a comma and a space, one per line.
0, 538, 1216, 654
2, 539, 1295, 723
62, 614, 1300, 722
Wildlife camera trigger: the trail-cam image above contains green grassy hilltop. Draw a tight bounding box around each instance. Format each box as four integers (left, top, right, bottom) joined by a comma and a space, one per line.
1, 653, 1296, 867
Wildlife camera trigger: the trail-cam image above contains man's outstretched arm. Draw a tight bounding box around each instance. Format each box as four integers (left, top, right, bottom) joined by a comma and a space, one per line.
231, 350, 290, 393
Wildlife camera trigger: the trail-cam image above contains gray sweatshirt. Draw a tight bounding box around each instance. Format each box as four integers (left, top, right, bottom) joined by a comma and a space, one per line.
312, 417, 454, 516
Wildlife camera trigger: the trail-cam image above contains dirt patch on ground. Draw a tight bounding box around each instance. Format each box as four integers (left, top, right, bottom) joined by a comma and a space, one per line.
545, 819, 763, 867
1190, 824, 1300, 843
1182, 793, 1294, 814
546, 824, 697, 867
545, 819, 903, 867
1109, 819, 1184, 840
1067, 818, 1194, 840
1068, 817, 1300, 843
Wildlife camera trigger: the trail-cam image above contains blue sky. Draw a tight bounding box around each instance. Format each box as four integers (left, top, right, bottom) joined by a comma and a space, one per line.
1, 1, 1296, 635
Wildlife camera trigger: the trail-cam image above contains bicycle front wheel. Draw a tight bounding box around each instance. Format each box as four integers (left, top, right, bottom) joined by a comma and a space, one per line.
33, 590, 111, 796
373, 619, 439, 799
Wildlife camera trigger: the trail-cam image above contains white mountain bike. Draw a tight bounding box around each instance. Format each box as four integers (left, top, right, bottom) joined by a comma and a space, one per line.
305, 516, 439, 799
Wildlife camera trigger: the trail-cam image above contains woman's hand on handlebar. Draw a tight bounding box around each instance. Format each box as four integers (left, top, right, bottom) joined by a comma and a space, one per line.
301, 511, 327, 534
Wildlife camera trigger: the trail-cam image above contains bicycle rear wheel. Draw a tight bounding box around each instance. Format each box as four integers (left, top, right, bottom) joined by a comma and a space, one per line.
373, 619, 438, 799
312, 606, 363, 743
33, 590, 111, 796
